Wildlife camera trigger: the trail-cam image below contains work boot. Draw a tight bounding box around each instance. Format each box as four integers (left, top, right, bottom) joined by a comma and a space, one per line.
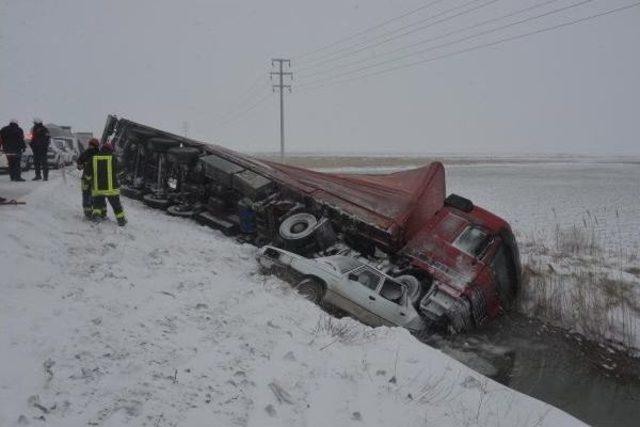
117, 217, 127, 227
32, 175, 42, 181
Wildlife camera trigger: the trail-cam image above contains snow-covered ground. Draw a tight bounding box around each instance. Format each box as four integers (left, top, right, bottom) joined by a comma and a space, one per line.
0, 171, 582, 426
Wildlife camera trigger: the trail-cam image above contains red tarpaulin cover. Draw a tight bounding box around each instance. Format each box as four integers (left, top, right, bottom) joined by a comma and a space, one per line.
206, 144, 446, 243
262, 161, 446, 241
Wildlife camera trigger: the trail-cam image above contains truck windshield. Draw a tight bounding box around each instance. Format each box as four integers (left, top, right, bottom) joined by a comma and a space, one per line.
453, 226, 490, 257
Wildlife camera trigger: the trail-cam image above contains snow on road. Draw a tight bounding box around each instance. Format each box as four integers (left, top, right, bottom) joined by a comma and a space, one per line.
0, 172, 582, 426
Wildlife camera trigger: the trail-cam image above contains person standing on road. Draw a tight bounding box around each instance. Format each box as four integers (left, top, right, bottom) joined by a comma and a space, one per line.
76, 138, 100, 218
0, 119, 26, 181
91, 141, 127, 226
30, 118, 50, 181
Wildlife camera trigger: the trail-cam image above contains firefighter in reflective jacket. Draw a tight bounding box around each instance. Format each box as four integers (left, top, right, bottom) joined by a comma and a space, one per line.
91, 141, 127, 226
76, 138, 100, 218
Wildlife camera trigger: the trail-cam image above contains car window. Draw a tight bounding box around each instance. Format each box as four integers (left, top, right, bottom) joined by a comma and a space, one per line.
348, 267, 381, 291
379, 279, 404, 305
453, 226, 490, 257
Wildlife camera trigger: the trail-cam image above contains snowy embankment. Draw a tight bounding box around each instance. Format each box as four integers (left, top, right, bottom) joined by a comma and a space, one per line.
0, 173, 582, 426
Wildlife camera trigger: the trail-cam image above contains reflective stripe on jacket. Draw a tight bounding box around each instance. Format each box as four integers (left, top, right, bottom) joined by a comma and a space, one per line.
92, 155, 120, 196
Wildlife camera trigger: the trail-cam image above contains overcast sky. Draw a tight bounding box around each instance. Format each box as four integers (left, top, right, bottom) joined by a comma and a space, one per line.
1, 0, 638, 155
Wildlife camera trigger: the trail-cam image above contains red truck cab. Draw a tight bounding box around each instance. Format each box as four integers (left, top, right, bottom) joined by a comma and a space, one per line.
401, 195, 521, 331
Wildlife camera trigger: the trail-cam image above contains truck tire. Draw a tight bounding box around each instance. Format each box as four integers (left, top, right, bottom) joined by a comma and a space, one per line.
279, 213, 317, 249
295, 277, 324, 304
167, 204, 198, 218
396, 275, 422, 305
143, 194, 171, 210
167, 147, 201, 164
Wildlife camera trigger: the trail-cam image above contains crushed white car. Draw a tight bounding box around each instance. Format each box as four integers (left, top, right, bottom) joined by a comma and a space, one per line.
257, 245, 429, 335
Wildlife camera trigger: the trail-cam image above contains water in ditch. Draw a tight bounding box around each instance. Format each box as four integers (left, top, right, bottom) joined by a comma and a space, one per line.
428, 313, 640, 426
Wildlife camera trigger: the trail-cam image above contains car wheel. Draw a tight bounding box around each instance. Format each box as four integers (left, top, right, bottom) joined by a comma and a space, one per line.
396, 275, 422, 305
279, 212, 317, 249
295, 278, 324, 304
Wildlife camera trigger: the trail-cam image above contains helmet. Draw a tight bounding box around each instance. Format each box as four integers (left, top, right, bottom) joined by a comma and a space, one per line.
102, 141, 114, 152
88, 138, 100, 148
33, 117, 43, 124
9, 119, 18, 125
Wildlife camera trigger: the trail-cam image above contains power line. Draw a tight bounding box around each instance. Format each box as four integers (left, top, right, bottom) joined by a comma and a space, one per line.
215, 91, 272, 129
296, 0, 501, 71
292, 0, 449, 61
297, 0, 562, 79
297, 1, 640, 92
215, 73, 271, 124
298, 0, 596, 88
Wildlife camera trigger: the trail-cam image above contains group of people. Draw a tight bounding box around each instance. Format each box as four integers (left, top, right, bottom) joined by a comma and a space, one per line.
77, 138, 127, 226
1, 117, 126, 226
0, 118, 50, 181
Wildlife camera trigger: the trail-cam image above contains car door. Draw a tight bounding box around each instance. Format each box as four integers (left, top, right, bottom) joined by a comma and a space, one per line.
336, 266, 386, 326
369, 278, 411, 327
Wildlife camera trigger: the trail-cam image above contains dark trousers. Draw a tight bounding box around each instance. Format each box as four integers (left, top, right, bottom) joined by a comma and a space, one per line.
93, 195, 125, 220
33, 148, 48, 179
7, 153, 21, 180
82, 176, 92, 217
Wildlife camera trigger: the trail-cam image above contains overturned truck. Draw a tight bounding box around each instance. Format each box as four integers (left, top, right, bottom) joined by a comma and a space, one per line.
103, 115, 521, 334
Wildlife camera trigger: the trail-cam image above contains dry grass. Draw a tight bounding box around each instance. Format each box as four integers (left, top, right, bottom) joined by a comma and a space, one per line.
519, 218, 640, 354
308, 314, 376, 348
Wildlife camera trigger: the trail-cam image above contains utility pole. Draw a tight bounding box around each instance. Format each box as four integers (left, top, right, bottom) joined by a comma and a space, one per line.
270, 58, 292, 160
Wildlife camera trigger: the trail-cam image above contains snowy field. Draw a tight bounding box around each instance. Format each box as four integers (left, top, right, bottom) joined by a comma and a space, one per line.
0, 171, 582, 426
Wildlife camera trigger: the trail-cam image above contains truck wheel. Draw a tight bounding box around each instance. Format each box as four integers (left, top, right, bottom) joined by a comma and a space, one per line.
279, 213, 317, 248
167, 204, 198, 218
295, 278, 324, 304
143, 194, 171, 210
396, 275, 422, 305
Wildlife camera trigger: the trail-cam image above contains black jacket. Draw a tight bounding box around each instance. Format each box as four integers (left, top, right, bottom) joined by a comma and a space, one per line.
77, 146, 100, 179
0, 123, 26, 153
30, 123, 50, 152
